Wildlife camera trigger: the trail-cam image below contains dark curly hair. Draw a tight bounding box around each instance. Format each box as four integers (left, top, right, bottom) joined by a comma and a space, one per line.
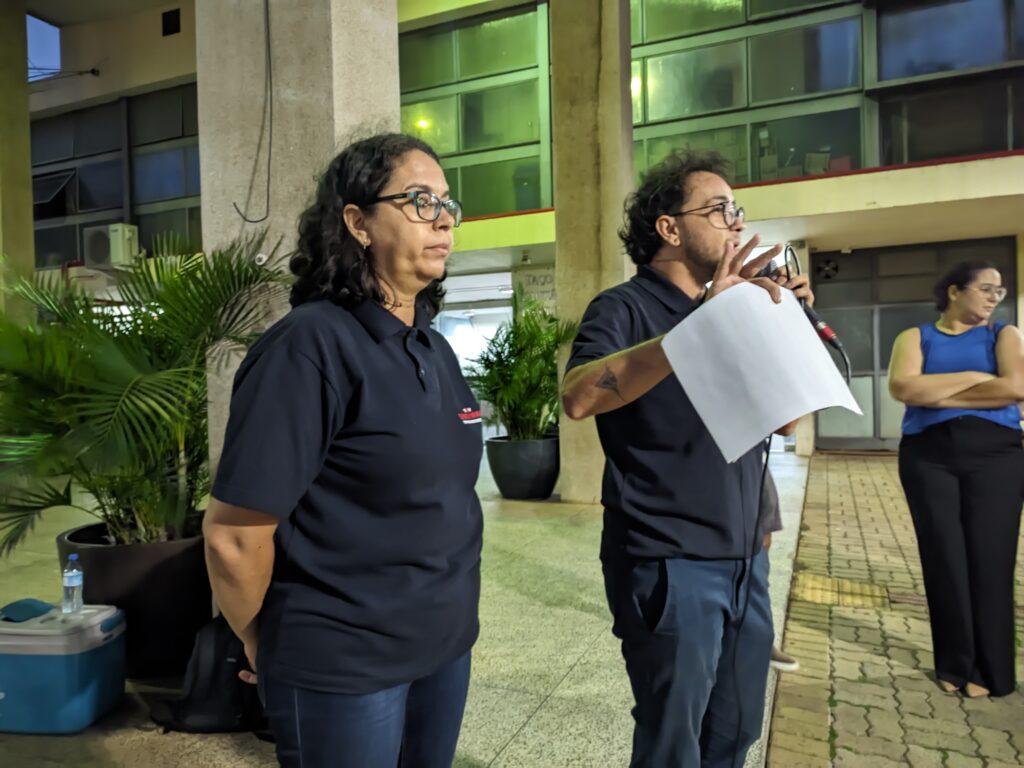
933, 260, 998, 312
619, 150, 732, 266
290, 133, 446, 316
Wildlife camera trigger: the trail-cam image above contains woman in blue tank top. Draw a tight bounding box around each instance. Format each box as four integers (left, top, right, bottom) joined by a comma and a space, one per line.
889, 261, 1024, 698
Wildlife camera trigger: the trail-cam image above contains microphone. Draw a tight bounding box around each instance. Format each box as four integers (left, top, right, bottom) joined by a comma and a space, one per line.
754, 252, 844, 352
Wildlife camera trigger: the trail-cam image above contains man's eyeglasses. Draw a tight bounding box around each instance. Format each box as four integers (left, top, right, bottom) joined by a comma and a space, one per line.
669, 201, 744, 230
969, 284, 1008, 302
373, 191, 463, 227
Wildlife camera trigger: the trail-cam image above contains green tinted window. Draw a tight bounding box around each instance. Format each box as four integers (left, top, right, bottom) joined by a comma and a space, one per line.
750, 0, 826, 17
633, 140, 646, 186
632, 60, 644, 125
882, 81, 1008, 164
440, 163, 460, 203
750, 19, 861, 103
647, 125, 749, 183
458, 11, 537, 79
137, 208, 188, 255
401, 97, 459, 155
399, 29, 455, 92
460, 157, 541, 217
646, 42, 746, 121
631, 0, 643, 44
751, 109, 860, 182
461, 81, 540, 151
644, 0, 744, 42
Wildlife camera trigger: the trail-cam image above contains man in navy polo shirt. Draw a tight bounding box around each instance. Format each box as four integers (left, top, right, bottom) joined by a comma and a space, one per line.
561, 151, 813, 767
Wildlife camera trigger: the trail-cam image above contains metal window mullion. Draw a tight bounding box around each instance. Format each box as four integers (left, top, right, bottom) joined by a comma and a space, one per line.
743, 123, 753, 182
400, 67, 540, 103
748, 0, 856, 24
633, 2, 863, 58
34, 210, 123, 229
536, 5, 552, 207
749, 85, 863, 110
31, 149, 123, 175
744, 36, 753, 108
900, 101, 909, 164
451, 25, 462, 83
861, 95, 879, 168
120, 97, 132, 223
869, 60, 1024, 95
634, 91, 862, 141
1007, 80, 1014, 150
131, 196, 202, 216
131, 135, 199, 157
438, 144, 541, 170
1005, 0, 1015, 62
862, 6, 878, 87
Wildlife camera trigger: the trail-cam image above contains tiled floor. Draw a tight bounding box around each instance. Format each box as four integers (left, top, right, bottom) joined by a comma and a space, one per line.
767, 455, 1024, 768
0, 454, 808, 767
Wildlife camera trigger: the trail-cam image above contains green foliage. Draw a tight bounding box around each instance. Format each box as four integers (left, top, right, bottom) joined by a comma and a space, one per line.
463, 286, 578, 441
0, 233, 289, 555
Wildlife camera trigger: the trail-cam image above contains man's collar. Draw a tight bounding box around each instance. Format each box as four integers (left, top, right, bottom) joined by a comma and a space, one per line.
633, 264, 700, 313
351, 300, 432, 345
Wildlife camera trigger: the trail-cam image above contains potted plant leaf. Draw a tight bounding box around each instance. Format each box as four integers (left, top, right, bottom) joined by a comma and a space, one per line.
0, 233, 288, 677
464, 286, 578, 500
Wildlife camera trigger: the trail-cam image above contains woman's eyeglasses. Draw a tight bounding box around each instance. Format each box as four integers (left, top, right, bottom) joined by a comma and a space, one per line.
969, 284, 1007, 302
373, 191, 463, 227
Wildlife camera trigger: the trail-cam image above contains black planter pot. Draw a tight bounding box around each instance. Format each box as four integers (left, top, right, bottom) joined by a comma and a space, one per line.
485, 436, 559, 500
56, 524, 212, 679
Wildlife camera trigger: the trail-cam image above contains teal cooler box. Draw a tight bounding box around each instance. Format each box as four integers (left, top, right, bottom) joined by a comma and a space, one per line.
0, 605, 126, 733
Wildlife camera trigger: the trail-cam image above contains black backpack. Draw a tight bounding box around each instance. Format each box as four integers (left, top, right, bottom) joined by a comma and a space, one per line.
149, 615, 271, 738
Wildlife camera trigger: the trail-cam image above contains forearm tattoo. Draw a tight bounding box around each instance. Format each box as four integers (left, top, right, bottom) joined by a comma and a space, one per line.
596, 365, 627, 402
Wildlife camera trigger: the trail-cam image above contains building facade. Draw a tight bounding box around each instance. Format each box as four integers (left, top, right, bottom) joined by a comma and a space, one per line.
3, 0, 1024, 498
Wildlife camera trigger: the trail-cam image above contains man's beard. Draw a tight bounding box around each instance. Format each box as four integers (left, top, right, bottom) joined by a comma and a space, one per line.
682, 232, 720, 283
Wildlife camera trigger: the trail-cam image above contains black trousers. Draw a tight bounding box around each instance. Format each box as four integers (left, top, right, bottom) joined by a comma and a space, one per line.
898, 416, 1024, 696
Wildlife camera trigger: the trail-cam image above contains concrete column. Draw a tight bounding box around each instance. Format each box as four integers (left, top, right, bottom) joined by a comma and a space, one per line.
0, 0, 34, 320
196, 0, 400, 467
551, 1, 634, 504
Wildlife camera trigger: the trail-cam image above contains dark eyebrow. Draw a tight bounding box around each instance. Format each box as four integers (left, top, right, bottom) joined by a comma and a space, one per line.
703, 195, 731, 206
401, 183, 452, 199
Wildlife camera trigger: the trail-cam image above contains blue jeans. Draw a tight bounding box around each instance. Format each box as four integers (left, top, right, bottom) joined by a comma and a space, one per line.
261, 652, 471, 768
604, 550, 773, 768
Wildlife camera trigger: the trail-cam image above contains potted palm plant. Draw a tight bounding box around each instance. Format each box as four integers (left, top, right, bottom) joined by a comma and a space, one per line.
0, 233, 287, 677
464, 286, 577, 500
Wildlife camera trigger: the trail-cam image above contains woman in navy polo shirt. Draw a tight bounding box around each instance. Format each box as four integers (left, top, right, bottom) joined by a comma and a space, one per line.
889, 261, 1024, 699
203, 133, 484, 767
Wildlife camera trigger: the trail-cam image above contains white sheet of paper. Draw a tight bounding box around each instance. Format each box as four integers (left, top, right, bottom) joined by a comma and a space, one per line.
661, 283, 862, 463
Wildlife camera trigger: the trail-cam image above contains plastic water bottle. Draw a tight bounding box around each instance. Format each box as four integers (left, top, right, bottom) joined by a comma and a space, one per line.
62, 554, 84, 614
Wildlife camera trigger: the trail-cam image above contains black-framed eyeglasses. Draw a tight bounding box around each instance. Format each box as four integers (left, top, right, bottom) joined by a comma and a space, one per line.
373, 190, 463, 227
669, 201, 744, 230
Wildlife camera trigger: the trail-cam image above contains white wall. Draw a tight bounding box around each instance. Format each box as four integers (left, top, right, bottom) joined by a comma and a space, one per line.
30, 1, 196, 115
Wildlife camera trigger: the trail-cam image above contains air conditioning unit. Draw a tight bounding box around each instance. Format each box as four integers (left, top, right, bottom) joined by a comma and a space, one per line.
66, 265, 115, 295
82, 223, 138, 270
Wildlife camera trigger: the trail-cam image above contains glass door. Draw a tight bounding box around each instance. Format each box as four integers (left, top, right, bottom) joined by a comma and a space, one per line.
816, 302, 937, 450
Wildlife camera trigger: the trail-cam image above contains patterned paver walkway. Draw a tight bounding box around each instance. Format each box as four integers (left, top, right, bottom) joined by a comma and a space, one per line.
768, 455, 1024, 768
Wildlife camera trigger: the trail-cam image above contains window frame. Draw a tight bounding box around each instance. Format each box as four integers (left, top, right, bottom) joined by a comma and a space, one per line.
399, 6, 551, 212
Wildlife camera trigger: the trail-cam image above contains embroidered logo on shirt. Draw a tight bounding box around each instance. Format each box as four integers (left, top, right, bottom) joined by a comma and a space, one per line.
458, 407, 482, 425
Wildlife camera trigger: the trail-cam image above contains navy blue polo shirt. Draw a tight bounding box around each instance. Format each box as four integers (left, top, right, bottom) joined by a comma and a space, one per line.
212, 299, 483, 694
566, 265, 763, 562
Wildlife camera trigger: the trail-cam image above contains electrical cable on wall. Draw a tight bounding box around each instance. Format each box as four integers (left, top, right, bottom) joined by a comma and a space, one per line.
232, 0, 274, 225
